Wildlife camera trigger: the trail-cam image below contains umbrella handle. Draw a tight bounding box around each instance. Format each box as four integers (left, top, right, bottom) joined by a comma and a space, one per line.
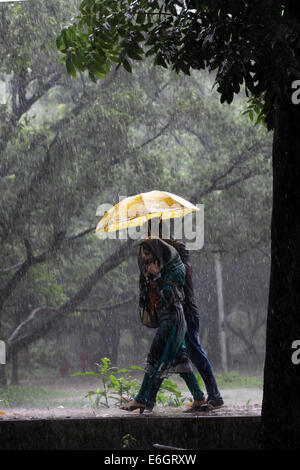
147, 217, 163, 237
147, 219, 151, 237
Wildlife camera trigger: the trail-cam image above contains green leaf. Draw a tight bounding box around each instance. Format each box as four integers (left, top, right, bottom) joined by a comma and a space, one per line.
88, 70, 97, 82
71, 371, 100, 377
127, 50, 143, 60
136, 11, 146, 24
94, 71, 105, 79
56, 35, 64, 51
122, 57, 132, 72
66, 56, 77, 77
109, 374, 119, 386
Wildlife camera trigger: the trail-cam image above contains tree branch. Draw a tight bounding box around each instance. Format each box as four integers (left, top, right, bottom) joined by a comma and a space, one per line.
226, 320, 260, 359
6, 238, 137, 358
183, 125, 212, 153
77, 295, 137, 312
0, 262, 23, 274
7, 306, 58, 345
0, 231, 66, 310
0, 226, 97, 275
0, 72, 62, 160
138, 118, 174, 149
190, 144, 270, 202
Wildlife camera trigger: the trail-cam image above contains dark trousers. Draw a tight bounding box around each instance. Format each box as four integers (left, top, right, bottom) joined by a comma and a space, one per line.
146, 313, 222, 409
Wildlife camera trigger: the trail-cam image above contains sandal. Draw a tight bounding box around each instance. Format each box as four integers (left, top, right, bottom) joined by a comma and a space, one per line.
120, 400, 146, 413
183, 399, 207, 413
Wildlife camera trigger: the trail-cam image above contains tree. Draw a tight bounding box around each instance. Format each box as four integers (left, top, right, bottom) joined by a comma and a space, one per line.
56, 0, 300, 449
1, 61, 270, 379
0, 1, 154, 383
0, 1, 270, 396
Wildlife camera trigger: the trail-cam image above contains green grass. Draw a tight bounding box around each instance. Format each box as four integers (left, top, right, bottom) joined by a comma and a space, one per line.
0, 371, 263, 409
0, 385, 76, 408
214, 371, 263, 389
168, 371, 263, 395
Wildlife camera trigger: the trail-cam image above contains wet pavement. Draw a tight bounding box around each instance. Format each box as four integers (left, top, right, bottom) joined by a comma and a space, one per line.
0, 388, 262, 421
0, 404, 261, 420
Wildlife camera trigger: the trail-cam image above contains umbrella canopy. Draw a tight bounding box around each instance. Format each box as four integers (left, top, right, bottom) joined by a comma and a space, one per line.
94, 190, 199, 235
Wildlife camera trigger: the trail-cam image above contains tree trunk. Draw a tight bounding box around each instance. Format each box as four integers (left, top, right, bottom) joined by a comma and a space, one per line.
261, 58, 300, 448
100, 310, 121, 366
0, 365, 7, 387
0, 326, 7, 387
214, 252, 228, 374
203, 263, 220, 366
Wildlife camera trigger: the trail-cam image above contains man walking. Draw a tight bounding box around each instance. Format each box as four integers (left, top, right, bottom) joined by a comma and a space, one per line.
144, 226, 224, 412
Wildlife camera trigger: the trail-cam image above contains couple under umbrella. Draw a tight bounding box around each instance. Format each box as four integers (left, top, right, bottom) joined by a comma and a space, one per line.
95, 191, 223, 413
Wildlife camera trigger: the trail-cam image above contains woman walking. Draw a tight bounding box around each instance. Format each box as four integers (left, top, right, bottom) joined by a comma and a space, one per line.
121, 237, 205, 413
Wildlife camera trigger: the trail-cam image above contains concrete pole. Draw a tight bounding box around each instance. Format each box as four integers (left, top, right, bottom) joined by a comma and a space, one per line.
214, 252, 228, 374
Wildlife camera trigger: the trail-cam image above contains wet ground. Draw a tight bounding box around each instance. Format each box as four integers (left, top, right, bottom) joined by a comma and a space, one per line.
0, 387, 262, 421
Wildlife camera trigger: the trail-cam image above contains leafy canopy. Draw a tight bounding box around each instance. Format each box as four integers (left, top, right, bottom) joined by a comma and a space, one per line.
56, 0, 300, 129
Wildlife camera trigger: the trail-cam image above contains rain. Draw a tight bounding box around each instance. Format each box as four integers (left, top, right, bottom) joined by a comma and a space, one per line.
0, 0, 299, 452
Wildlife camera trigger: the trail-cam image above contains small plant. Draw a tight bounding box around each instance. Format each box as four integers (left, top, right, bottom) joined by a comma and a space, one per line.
156, 378, 187, 408
73, 357, 115, 408
108, 370, 140, 407
166, 396, 187, 407
196, 372, 202, 388
73, 358, 143, 408
74, 357, 196, 409
121, 434, 137, 449
0, 398, 9, 408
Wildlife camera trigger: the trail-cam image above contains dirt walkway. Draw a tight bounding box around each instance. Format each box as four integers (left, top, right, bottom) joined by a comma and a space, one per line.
0, 388, 262, 421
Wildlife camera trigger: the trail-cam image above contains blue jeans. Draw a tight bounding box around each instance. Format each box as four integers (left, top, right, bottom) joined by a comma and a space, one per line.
145, 313, 222, 409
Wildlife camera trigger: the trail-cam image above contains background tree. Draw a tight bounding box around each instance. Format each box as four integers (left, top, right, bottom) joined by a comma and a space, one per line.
0, 0, 271, 415
56, 0, 300, 449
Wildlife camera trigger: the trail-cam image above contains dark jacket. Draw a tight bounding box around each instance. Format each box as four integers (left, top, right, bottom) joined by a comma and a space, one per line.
162, 238, 199, 316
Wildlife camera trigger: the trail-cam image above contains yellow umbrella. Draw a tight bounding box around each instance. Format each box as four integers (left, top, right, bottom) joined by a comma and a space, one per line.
94, 190, 199, 235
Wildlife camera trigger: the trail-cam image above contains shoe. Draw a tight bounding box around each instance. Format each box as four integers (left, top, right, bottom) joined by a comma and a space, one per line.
183, 399, 207, 413
200, 397, 224, 411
